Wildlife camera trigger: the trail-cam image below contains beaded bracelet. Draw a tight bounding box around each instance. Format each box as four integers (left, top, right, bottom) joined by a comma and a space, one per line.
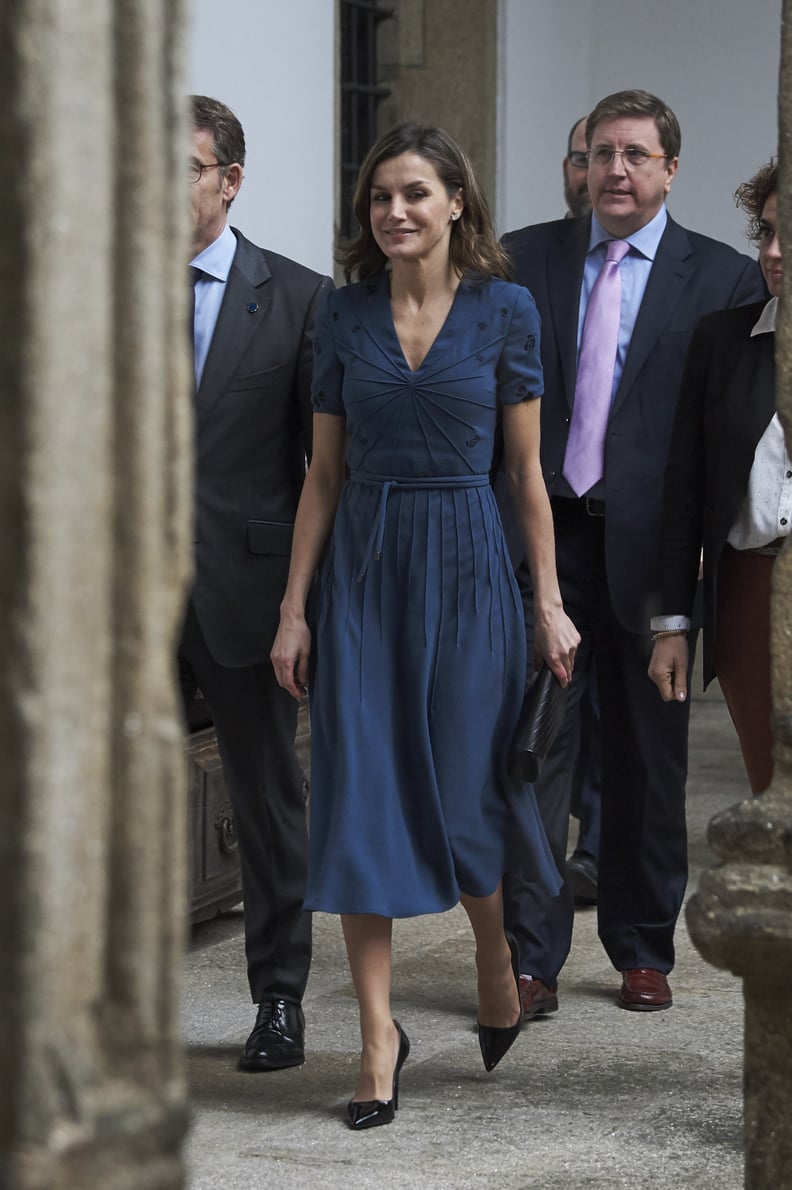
651, 628, 688, 642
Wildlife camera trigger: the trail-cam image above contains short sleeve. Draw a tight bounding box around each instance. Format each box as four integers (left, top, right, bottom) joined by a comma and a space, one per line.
496, 285, 544, 405
310, 289, 345, 415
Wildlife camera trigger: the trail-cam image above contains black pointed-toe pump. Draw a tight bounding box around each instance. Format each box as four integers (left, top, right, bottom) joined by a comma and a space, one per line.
347, 1020, 411, 1130
477, 933, 522, 1072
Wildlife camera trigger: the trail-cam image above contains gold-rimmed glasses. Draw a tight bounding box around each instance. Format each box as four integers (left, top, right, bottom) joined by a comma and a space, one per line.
589, 147, 668, 169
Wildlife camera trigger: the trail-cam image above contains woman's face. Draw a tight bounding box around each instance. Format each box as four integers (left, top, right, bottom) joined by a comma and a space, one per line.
369, 152, 463, 267
758, 192, 782, 299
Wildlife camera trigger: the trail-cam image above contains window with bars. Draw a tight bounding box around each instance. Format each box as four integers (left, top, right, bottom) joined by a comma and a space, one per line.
339, 0, 392, 240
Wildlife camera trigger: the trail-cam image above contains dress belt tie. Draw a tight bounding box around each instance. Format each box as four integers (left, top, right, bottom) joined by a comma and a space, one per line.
351, 471, 491, 581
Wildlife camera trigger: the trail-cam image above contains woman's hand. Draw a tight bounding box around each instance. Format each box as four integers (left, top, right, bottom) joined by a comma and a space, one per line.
271, 609, 312, 702
648, 635, 689, 702
269, 416, 347, 702
534, 604, 580, 686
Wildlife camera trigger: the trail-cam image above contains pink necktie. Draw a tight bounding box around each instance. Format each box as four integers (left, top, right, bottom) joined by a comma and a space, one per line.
563, 239, 630, 496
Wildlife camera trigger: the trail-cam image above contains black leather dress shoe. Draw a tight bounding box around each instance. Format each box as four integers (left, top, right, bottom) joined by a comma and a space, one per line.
238, 998, 305, 1071
566, 850, 598, 907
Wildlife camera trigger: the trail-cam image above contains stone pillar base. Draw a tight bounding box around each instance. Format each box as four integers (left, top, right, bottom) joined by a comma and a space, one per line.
687, 789, 792, 1186
5, 1100, 189, 1190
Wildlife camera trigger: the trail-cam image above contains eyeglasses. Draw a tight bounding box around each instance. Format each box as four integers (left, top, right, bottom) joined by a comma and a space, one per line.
567, 151, 589, 169
589, 147, 668, 169
189, 159, 233, 184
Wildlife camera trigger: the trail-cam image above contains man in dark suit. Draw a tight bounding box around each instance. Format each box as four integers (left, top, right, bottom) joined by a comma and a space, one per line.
561, 113, 603, 909
501, 89, 765, 1015
180, 95, 332, 1068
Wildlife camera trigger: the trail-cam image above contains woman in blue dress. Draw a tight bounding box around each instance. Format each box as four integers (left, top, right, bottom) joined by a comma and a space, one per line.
271, 123, 579, 1129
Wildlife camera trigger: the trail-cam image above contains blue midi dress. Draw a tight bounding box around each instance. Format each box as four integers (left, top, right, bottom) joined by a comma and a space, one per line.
304, 272, 561, 916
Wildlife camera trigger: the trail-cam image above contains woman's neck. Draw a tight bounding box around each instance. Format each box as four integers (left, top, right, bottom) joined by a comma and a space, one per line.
389, 257, 460, 307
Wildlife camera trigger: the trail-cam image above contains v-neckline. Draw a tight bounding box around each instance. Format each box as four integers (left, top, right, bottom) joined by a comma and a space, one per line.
385, 276, 463, 375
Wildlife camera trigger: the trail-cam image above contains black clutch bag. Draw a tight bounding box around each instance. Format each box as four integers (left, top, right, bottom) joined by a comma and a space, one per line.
508, 663, 569, 784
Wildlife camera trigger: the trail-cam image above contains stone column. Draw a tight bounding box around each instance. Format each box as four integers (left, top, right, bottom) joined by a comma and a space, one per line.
0, 3, 192, 1187
686, 6, 792, 1184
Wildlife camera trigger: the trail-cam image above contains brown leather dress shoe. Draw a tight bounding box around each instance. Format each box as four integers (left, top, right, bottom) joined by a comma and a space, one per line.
618, 968, 672, 1011
519, 975, 559, 1021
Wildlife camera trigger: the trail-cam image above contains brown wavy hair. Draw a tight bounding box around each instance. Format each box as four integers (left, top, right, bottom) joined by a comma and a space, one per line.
339, 122, 511, 282
734, 159, 778, 243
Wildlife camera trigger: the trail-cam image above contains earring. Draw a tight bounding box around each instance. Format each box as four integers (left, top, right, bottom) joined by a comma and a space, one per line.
451, 212, 460, 221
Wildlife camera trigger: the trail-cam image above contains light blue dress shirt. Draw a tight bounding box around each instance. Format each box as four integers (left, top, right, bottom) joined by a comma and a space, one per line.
577, 204, 669, 400
190, 222, 238, 387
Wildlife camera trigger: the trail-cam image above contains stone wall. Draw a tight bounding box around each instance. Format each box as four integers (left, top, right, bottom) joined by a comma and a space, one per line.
378, 0, 499, 206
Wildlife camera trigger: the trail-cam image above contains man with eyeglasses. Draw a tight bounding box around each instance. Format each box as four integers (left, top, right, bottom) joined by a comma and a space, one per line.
501, 89, 764, 1018
563, 116, 592, 219
180, 95, 332, 1071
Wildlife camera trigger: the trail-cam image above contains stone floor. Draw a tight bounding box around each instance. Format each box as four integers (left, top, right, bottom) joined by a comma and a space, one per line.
183, 684, 749, 1189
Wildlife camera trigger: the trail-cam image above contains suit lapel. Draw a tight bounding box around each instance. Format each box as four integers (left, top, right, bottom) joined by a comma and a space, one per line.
546, 218, 588, 410
731, 323, 776, 454
611, 216, 693, 417
195, 230, 274, 432
715, 315, 775, 526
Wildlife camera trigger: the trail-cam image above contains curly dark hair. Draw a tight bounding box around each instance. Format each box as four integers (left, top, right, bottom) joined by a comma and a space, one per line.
338, 122, 511, 283
586, 89, 681, 159
734, 160, 778, 243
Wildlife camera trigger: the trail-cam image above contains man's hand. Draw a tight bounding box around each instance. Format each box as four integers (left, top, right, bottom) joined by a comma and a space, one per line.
648, 635, 689, 702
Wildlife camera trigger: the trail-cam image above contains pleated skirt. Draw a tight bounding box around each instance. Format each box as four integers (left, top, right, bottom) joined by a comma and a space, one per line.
303, 475, 561, 916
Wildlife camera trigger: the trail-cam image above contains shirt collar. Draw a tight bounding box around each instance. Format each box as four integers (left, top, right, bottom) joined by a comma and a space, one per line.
190, 222, 237, 281
751, 296, 778, 336
588, 204, 668, 261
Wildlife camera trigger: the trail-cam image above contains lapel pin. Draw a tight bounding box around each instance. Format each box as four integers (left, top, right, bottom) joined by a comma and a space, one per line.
247, 302, 258, 314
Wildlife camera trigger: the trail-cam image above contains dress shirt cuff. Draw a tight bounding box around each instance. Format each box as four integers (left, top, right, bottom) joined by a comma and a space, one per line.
650, 615, 692, 632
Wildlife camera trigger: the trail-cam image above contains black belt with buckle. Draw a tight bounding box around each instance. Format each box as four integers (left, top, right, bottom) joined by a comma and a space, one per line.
552, 496, 606, 518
